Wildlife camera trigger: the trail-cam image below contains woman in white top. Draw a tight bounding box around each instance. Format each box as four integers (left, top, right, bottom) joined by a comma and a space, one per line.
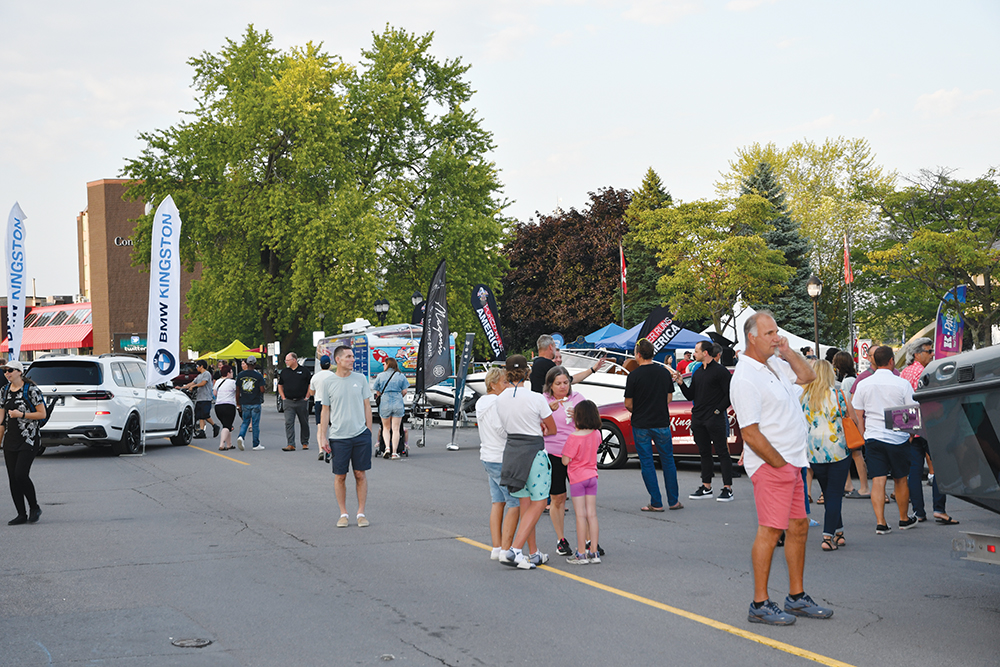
213, 364, 238, 450
477, 367, 520, 560
496, 355, 557, 570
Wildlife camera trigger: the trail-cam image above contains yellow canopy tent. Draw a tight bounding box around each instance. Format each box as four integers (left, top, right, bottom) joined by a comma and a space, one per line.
198, 340, 260, 361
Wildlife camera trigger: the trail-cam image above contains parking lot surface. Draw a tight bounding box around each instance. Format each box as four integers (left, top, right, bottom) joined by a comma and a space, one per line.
1, 408, 998, 666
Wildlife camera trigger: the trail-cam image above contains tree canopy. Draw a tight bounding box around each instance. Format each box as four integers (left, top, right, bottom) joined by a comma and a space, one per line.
500, 188, 630, 352
867, 169, 1000, 348
630, 194, 794, 334
123, 25, 509, 354
622, 168, 672, 328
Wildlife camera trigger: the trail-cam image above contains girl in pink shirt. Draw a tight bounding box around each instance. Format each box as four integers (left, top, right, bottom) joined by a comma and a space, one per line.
561, 400, 602, 564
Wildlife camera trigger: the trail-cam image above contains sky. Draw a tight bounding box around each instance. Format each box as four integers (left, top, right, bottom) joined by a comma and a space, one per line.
1, 0, 998, 297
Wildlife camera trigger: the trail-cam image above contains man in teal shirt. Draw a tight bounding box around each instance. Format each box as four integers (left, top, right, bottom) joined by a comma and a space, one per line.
320, 346, 373, 528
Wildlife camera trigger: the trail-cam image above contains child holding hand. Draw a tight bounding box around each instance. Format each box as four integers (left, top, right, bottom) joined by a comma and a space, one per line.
561, 400, 602, 564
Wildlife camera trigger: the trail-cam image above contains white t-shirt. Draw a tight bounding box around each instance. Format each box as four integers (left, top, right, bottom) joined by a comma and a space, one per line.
851, 368, 914, 445
730, 354, 809, 477
495, 384, 552, 437
309, 369, 335, 404
477, 394, 506, 463
213, 377, 236, 406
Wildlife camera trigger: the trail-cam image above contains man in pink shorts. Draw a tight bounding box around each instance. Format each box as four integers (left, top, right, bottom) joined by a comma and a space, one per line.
730, 311, 834, 626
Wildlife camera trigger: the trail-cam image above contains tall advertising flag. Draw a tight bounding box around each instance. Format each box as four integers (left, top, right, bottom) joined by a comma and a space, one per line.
934, 285, 966, 360
471, 284, 506, 361
416, 260, 451, 394
145, 196, 183, 386
637, 305, 682, 356
6, 203, 28, 361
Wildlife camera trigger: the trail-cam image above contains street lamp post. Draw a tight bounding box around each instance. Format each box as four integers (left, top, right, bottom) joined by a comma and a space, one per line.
373, 299, 389, 326
807, 275, 823, 358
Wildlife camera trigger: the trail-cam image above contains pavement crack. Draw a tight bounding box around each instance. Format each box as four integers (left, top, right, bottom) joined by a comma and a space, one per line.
400, 640, 454, 666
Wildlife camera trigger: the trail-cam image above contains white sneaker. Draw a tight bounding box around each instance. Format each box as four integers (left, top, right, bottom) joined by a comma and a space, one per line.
236, 436, 244, 451
491, 547, 502, 560
513, 552, 536, 570
529, 551, 549, 565
498, 549, 517, 566
253, 445, 265, 451
446, 444, 460, 451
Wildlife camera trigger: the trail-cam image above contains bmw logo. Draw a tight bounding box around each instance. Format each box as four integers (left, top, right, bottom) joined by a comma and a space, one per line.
153, 349, 176, 375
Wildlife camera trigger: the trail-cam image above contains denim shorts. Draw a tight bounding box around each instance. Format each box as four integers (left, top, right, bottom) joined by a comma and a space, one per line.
510, 450, 552, 501
483, 460, 519, 505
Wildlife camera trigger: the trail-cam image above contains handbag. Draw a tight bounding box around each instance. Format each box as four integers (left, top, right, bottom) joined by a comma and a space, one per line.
836, 389, 865, 451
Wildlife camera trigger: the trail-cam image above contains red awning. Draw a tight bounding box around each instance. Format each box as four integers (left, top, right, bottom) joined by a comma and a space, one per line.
1, 324, 93, 352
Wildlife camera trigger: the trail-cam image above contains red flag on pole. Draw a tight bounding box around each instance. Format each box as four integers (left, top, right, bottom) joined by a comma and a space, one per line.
620, 243, 627, 294
843, 234, 854, 284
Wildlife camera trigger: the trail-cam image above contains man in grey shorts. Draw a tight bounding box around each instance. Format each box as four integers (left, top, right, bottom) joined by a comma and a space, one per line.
319, 346, 373, 528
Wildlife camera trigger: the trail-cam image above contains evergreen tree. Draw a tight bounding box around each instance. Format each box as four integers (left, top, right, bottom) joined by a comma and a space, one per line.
623, 168, 672, 327
741, 162, 815, 338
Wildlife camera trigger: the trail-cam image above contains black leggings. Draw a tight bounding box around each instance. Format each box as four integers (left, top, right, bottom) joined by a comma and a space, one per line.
4, 448, 37, 517
215, 404, 237, 430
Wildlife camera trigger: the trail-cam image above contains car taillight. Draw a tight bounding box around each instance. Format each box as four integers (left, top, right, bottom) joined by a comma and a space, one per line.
95, 411, 112, 416
76, 390, 114, 400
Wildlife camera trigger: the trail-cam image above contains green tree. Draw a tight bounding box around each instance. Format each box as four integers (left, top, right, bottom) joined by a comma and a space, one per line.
631, 195, 794, 333
500, 188, 630, 352
716, 137, 896, 345
740, 161, 814, 338
867, 169, 1000, 348
623, 168, 671, 327
123, 25, 509, 355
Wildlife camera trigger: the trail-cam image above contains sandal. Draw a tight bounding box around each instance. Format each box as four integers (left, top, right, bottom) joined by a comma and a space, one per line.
821, 536, 838, 551
640, 505, 665, 512
817, 494, 825, 505
834, 532, 846, 547
934, 515, 960, 525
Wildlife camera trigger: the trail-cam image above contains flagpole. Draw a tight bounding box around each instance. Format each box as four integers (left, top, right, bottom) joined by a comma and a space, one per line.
619, 241, 626, 327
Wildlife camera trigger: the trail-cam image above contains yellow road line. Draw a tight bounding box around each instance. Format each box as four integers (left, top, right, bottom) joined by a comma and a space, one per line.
455, 536, 855, 667
187, 444, 250, 465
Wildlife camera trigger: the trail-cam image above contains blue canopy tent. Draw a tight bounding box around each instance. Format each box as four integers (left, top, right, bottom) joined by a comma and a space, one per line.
584, 323, 627, 344
598, 323, 710, 352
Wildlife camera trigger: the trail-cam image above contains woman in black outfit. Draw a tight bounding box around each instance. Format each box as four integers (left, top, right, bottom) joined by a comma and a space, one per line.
1, 360, 46, 525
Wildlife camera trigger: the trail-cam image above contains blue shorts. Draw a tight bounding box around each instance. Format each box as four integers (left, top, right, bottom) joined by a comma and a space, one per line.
866, 439, 910, 479
331, 429, 372, 475
483, 460, 519, 505
195, 401, 212, 420
510, 450, 552, 501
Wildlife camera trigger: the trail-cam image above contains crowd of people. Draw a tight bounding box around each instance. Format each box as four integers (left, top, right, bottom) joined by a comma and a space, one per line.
473, 315, 960, 627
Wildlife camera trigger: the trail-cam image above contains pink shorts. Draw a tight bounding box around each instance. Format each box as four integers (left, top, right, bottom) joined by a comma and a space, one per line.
569, 476, 598, 497
750, 464, 805, 530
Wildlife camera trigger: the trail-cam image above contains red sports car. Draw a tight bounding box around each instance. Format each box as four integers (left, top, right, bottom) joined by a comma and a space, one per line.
597, 374, 743, 469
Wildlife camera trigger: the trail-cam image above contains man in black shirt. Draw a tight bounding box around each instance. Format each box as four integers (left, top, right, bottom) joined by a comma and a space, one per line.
675, 341, 734, 501
278, 352, 312, 452
530, 334, 604, 393
624, 338, 682, 511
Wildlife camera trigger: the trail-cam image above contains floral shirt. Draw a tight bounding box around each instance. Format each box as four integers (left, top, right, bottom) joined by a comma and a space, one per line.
801, 388, 849, 464
2, 383, 45, 452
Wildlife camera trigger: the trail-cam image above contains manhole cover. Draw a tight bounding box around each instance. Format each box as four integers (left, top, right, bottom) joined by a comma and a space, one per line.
171, 638, 213, 648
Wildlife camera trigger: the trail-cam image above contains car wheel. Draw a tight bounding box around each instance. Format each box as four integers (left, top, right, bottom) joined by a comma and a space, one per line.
112, 414, 142, 456
171, 407, 194, 446
597, 420, 628, 470
276, 395, 284, 413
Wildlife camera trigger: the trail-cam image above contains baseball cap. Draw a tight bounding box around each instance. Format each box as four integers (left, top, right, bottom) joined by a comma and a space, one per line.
319, 355, 331, 365
505, 354, 528, 371
2, 360, 24, 372
246, 355, 257, 365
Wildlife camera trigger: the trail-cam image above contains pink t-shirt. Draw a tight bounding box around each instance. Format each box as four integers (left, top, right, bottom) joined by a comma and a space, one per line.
561, 429, 600, 484
542, 392, 585, 456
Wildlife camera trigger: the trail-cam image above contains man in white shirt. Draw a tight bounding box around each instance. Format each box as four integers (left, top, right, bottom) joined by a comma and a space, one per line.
731, 311, 832, 626
852, 345, 917, 534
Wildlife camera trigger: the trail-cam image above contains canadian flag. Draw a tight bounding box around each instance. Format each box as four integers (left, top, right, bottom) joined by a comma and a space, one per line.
620, 243, 627, 295
843, 234, 854, 284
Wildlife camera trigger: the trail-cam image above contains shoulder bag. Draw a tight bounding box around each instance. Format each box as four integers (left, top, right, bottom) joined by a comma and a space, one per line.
836, 389, 865, 450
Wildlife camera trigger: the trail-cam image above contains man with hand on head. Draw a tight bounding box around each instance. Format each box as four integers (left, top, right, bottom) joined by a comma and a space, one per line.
730, 310, 833, 626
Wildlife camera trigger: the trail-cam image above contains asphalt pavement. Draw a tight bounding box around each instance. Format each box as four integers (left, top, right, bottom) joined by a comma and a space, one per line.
1, 406, 999, 666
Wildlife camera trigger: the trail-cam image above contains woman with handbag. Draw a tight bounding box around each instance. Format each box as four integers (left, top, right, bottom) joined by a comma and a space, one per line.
0, 360, 46, 525
373, 358, 408, 460
800, 360, 858, 551
833, 351, 871, 499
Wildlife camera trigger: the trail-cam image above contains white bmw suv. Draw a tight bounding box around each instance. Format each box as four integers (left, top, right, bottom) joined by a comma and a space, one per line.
25, 354, 196, 455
